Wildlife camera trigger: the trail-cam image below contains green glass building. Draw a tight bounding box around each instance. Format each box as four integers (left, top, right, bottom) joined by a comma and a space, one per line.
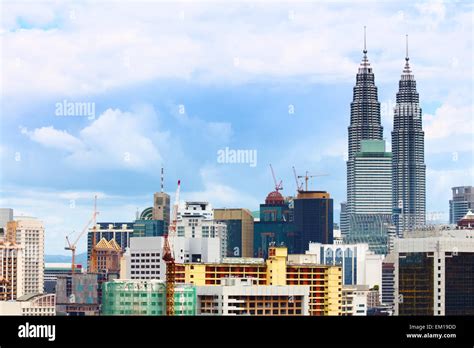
101, 280, 196, 316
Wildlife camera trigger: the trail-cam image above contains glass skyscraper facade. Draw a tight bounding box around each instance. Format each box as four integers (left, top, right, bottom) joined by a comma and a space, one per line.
391, 47, 426, 233
345, 140, 392, 254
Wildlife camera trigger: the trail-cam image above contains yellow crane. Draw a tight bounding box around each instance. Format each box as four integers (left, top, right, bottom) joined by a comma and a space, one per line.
65, 196, 99, 274
162, 180, 181, 316
294, 168, 329, 191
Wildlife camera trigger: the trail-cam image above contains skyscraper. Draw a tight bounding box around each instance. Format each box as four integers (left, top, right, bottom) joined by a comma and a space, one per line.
293, 191, 333, 252
449, 186, 474, 224
392, 36, 426, 233
346, 28, 384, 236
345, 140, 392, 254
6, 218, 45, 297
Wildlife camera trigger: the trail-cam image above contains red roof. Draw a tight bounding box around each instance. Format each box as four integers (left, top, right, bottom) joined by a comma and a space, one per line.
265, 191, 284, 205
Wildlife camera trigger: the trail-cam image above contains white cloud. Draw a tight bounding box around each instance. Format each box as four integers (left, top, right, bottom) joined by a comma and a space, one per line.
424, 102, 474, 154
0, 186, 151, 254
1, 1, 471, 100
182, 165, 260, 209
427, 166, 474, 216
20, 126, 85, 152
21, 106, 166, 170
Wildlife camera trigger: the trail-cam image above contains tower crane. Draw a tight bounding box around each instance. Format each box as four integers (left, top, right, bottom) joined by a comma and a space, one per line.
65, 195, 99, 274
269, 164, 283, 192
162, 180, 181, 316
295, 170, 329, 191
292, 166, 303, 192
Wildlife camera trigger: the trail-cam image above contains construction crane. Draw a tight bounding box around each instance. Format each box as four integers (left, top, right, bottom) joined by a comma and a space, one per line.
65, 195, 99, 274
292, 166, 303, 192
269, 164, 283, 192
162, 180, 181, 316
296, 170, 329, 191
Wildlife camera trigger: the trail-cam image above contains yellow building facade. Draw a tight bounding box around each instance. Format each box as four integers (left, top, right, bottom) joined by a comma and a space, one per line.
176, 246, 342, 315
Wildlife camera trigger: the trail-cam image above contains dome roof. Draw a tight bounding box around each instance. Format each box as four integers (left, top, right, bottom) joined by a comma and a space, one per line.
265, 191, 284, 205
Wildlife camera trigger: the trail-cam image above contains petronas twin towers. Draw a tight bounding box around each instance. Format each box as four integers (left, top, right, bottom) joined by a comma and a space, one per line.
344, 31, 426, 250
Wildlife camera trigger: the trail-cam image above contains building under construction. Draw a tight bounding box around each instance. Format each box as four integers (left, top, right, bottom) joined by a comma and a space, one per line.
175, 246, 342, 316
101, 279, 196, 316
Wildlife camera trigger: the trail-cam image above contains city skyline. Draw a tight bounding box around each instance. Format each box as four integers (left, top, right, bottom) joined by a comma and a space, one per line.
1, 1, 473, 254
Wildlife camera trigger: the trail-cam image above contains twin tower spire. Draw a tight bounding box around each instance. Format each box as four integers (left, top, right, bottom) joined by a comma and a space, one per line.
345, 27, 426, 240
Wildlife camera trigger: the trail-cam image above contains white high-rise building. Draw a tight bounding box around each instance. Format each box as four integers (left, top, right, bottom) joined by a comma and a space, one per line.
7, 218, 45, 296
177, 201, 227, 259
303, 242, 383, 289
124, 235, 221, 281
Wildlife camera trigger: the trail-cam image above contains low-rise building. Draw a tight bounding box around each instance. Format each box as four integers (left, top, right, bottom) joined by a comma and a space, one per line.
196, 278, 310, 315
305, 242, 383, 289
0, 293, 55, 316
341, 285, 369, 316
176, 246, 342, 316
101, 279, 195, 316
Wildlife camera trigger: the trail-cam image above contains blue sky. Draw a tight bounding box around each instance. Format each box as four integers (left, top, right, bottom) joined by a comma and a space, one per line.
1, 0, 473, 254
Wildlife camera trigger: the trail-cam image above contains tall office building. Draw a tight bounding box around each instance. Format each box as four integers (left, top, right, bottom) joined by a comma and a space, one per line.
0, 241, 22, 300
152, 192, 170, 232
178, 202, 227, 259
394, 228, 474, 315
392, 38, 426, 233
346, 30, 383, 239
7, 218, 45, 297
345, 140, 392, 254
449, 186, 474, 224
253, 191, 294, 258
214, 208, 254, 258
293, 191, 333, 253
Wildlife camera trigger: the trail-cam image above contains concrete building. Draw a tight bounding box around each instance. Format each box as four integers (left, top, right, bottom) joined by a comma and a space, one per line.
44, 263, 82, 294
0, 293, 55, 316
152, 192, 171, 232
304, 242, 383, 289
87, 222, 134, 271
0, 241, 22, 300
293, 191, 333, 253
176, 246, 342, 316
214, 208, 254, 258
56, 273, 100, 316
450, 186, 474, 224
341, 285, 369, 316
102, 279, 195, 316
0, 208, 13, 240
346, 140, 392, 255
125, 236, 221, 281
394, 228, 474, 315
7, 218, 45, 297
177, 202, 227, 259
196, 278, 310, 315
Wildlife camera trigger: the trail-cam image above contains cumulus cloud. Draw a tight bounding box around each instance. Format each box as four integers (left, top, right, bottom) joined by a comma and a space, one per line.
21, 106, 166, 170
182, 165, 260, 209
424, 103, 474, 154
1, 1, 471, 99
